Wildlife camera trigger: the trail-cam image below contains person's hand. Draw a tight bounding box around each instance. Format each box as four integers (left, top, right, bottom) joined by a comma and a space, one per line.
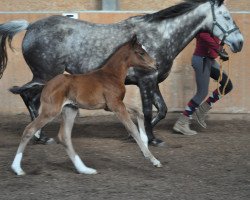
218, 48, 229, 61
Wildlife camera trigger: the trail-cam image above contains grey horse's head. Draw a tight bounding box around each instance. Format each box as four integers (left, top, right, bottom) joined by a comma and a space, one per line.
207, 0, 244, 52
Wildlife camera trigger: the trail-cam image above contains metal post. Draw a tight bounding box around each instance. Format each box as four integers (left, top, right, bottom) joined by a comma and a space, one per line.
102, 0, 119, 11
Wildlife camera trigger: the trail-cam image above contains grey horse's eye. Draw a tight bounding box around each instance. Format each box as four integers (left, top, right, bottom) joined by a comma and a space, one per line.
224, 16, 230, 21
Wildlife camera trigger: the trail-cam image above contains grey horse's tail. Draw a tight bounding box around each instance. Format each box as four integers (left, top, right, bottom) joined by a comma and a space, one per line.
9, 86, 26, 94
9, 81, 45, 94
0, 20, 29, 79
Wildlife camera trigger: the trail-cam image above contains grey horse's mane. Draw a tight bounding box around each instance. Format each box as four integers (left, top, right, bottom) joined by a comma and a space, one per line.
142, 0, 224, 22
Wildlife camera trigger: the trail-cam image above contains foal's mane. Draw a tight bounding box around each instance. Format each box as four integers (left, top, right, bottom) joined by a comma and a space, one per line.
97, 39, 133, 68
142, 0, 224, 22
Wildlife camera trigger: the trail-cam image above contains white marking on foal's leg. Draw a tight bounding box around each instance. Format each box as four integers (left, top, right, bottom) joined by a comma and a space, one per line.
136, 117, 162, 167
11, 153, 25, 175
139, 127, 148, 148
73, 155, 97, 175
137, 117, 148, 148
137, 117, 162, 167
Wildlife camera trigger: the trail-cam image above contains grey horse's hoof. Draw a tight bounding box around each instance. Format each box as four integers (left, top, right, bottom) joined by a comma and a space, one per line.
32, 135, 55, 145
149, 138, 165, 147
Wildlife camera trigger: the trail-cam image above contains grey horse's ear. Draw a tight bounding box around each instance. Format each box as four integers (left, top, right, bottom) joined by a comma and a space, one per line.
130, 34, 138, 47
219, 0, 225, 6
215, 0, 224, 6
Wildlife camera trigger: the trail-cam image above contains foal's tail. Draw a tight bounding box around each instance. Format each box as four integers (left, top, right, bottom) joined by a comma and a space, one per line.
0, 20, 29, 79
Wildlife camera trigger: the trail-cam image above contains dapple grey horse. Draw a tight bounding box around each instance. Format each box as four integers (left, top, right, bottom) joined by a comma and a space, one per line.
0, 0, 244, 146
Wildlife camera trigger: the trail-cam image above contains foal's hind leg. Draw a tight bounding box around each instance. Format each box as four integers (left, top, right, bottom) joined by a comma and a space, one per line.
58, 106, 97, 174
110, 102, 162, 167
11, 112, 57, 175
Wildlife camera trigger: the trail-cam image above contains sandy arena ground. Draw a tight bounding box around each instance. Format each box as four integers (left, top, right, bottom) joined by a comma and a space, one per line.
0, 113, 249, 200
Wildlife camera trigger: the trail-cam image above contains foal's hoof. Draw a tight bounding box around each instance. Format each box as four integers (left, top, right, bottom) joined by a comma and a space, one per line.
11, 166, 26, 176
149, 138, 165, 147
153, 160, 163, 168
16, 170, 26, 176
32, 135, 55, 145
78, 168, 98, 175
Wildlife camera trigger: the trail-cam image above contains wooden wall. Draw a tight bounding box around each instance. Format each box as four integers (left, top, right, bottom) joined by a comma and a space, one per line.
0, 12, 249, 115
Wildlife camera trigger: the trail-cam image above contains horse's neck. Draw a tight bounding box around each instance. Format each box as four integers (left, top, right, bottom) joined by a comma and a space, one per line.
153, 2, 211, 61
102, 47, 129, 83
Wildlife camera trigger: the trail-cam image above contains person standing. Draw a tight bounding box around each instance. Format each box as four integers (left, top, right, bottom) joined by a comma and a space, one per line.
173, 32, 230, 135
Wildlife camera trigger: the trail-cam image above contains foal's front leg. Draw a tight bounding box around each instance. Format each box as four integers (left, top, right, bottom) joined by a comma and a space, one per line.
111, 102, 162, 167
125, 104, 148, 148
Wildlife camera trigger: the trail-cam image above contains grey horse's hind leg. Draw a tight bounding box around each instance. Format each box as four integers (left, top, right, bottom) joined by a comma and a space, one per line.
21, 88, 54, 144
10, 83, 54, 144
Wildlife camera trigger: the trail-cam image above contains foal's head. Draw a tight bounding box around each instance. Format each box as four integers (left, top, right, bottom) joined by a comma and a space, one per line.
127, 35, 157, 70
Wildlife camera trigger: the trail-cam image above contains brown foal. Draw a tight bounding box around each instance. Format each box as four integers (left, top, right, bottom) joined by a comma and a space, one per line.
11, 35, 162, 175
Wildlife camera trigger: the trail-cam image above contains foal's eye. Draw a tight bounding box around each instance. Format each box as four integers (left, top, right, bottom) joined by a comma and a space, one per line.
139, 51, 145, 56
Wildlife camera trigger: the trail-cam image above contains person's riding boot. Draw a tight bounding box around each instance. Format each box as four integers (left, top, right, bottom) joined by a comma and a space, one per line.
194, 101, 211, 128
32, 132, 55, 145
173, 114, 197, 135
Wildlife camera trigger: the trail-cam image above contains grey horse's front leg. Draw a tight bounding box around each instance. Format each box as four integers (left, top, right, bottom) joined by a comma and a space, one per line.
151, 85, 168, 127
138, 80, 165, 147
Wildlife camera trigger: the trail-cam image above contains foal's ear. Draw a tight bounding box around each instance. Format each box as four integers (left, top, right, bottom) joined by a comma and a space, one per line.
130, 34, 138, 47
